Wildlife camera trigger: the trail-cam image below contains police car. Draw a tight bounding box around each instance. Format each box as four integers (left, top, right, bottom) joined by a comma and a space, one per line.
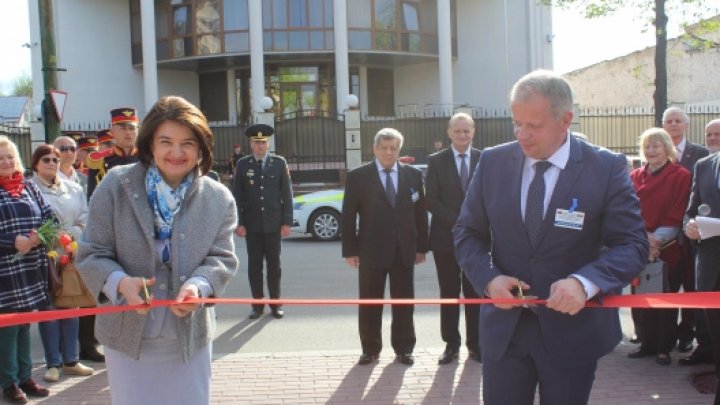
292, 162, 427, 241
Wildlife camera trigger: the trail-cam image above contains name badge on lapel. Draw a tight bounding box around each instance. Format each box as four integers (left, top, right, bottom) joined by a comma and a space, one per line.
554, 198, 584, 230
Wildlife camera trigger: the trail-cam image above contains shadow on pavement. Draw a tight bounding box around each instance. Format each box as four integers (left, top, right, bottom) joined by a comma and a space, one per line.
212, 317, 271, 359
326, 362, 377, 404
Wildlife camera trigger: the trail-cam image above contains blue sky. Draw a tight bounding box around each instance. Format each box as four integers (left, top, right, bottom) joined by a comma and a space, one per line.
0, 1, 715, 94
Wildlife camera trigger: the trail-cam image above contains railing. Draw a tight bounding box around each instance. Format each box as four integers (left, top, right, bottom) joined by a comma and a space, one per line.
0, 124, 32, 169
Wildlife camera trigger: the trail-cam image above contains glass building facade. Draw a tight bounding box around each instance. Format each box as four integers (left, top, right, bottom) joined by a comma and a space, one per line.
129, 0, 455, 119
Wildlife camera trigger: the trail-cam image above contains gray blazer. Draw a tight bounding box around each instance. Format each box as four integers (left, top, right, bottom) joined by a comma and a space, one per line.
77, 163, 238, 361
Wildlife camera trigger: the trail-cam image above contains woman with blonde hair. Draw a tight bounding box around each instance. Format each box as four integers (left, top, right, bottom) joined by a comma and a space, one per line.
627, 127, 691, 366
0, 136, 54, 403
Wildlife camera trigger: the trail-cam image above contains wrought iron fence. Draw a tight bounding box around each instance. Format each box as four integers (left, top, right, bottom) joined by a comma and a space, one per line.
360, 109, 514, 162
578, 105, 720, 155
0, 124, 32, 169
274, 110, 346, 171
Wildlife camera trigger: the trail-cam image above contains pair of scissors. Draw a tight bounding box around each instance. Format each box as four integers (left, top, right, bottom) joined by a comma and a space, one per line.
141, 277, 152, 305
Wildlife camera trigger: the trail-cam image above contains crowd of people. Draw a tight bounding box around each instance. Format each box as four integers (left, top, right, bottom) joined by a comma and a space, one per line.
1, 70, 720, 404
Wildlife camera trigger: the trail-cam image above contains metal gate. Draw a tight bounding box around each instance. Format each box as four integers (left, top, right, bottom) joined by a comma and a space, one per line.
274, 110, 345, 183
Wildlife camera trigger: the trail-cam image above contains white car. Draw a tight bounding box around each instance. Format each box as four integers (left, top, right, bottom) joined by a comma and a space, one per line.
292, 164, 428, 241
292, 188, 344, 241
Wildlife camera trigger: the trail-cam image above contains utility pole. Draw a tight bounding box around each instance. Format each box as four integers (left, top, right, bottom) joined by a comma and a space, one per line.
38, 0, 62, 142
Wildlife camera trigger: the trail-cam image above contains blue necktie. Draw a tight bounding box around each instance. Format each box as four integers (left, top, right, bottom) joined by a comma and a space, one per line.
525, 161, 552, 247
459, 153, 469, 192
384, 168, 396, 207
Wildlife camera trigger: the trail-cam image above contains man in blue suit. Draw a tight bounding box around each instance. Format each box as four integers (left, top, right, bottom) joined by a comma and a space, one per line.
454, 70, 648, 404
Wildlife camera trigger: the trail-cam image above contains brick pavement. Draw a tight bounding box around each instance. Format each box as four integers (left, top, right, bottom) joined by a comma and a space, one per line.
23, 342, 714, 404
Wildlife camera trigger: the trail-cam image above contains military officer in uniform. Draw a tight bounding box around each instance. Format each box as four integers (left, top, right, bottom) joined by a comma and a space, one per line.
232, 124, 293, 320
80, 108, 139, 362
95, 128, 115, 151
86, 108, 140, 199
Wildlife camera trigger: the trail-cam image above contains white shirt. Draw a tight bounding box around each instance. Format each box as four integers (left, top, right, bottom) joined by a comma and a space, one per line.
519, 132, 599, 299
375, 160, 398, 193
675, 137, 687, 162
520, 132, 570, 220
451, 145, 471, 176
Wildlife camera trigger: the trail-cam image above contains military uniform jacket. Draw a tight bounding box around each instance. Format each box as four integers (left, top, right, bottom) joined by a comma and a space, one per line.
232, 154, 293, 233
86, 146, 140, 199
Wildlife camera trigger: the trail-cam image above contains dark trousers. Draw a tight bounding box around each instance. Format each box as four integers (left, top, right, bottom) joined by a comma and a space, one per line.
433, 250, 480, 353
482, 310, 597, 405
0, 324, 32, 389
678, 246, 697, 344
635, 265, 685, 354
246, 231, 282, 310
78, 315, 98, 353
358, 249, 415, 355
704, 309, 720, 405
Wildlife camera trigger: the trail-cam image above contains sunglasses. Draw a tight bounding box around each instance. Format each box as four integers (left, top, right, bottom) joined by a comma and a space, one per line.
58, 146, 76, 153
41, 157, 59, 164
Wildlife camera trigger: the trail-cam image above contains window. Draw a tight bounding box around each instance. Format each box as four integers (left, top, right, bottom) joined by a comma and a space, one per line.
347, 0, 442, 53
263, 0, 334, 51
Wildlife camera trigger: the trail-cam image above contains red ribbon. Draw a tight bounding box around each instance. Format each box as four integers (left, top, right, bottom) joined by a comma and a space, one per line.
2, 292, 719, 328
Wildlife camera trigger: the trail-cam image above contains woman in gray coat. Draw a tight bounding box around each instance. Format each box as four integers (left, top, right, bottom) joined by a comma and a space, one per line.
77, 96, 238, 404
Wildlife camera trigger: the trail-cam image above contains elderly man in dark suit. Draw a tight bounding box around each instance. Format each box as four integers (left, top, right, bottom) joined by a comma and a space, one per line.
684, 138, 720, 404
663, 107, 710, 354
233, 124, 293, 320
454, 70, 648, 404
426, 112, 482, 364
341, 128, 428, 366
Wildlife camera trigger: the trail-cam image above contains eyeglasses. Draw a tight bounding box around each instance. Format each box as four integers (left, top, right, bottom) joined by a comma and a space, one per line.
41, 157, 59, 164
58, 146, 76, 153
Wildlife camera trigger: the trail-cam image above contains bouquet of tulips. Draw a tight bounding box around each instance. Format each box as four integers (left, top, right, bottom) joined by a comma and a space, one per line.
12, 218, 78, 263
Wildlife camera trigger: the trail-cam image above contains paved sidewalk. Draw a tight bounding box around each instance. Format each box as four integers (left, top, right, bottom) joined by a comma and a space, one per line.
24, 342, 714, 404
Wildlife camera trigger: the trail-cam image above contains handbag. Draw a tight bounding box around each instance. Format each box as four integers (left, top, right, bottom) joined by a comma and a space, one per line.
53, 260, 97, 308
47, 258, 62, 295
635, 260, 667, 294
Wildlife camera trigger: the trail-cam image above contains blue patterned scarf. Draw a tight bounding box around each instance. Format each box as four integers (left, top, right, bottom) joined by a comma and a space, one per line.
145, 163, 194, 262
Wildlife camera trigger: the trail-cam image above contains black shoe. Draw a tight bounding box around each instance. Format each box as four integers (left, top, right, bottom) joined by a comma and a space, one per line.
656, 353, 672, 366
2, 384, 27, 404
395, 353, 415, 365
271, 307, 284, 319
629, 335, 641, 344
679, 351, 714, 366
678, 339, 694, 353
18, 379, 49, 398
627, 348, 653, 359
438, 347, 459, 365
468, 350, 482, 362
357, 354, 379, 365
79, 348, 105, 362
248, 308, 263, 320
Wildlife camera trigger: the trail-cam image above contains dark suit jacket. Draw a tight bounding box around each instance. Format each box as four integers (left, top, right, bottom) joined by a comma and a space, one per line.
685, 152, 720, 291
341, 161, 428, 269
233, 154, 293, 233
679, 141, 709, 178
426, 147, 480, 252
454, 135, 648, 364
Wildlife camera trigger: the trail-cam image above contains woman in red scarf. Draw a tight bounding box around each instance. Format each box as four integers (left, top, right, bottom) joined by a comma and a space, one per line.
627, 128, 691, 366
0, 136, 54, 403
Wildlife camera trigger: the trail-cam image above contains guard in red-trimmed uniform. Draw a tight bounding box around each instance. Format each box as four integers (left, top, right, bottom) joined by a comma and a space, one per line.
86, 108, 139, 199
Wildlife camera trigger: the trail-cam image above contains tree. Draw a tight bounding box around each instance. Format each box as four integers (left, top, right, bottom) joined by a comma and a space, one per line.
548, 0, 716, 126
10, 73, 32, 97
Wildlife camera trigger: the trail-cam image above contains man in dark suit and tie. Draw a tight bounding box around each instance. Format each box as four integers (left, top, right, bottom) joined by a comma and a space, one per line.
454, 70, 648, 404
663, 107, 710, 353
341, 128, 428, 366
426, 112, 482, 364
685, 122, 720, 404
